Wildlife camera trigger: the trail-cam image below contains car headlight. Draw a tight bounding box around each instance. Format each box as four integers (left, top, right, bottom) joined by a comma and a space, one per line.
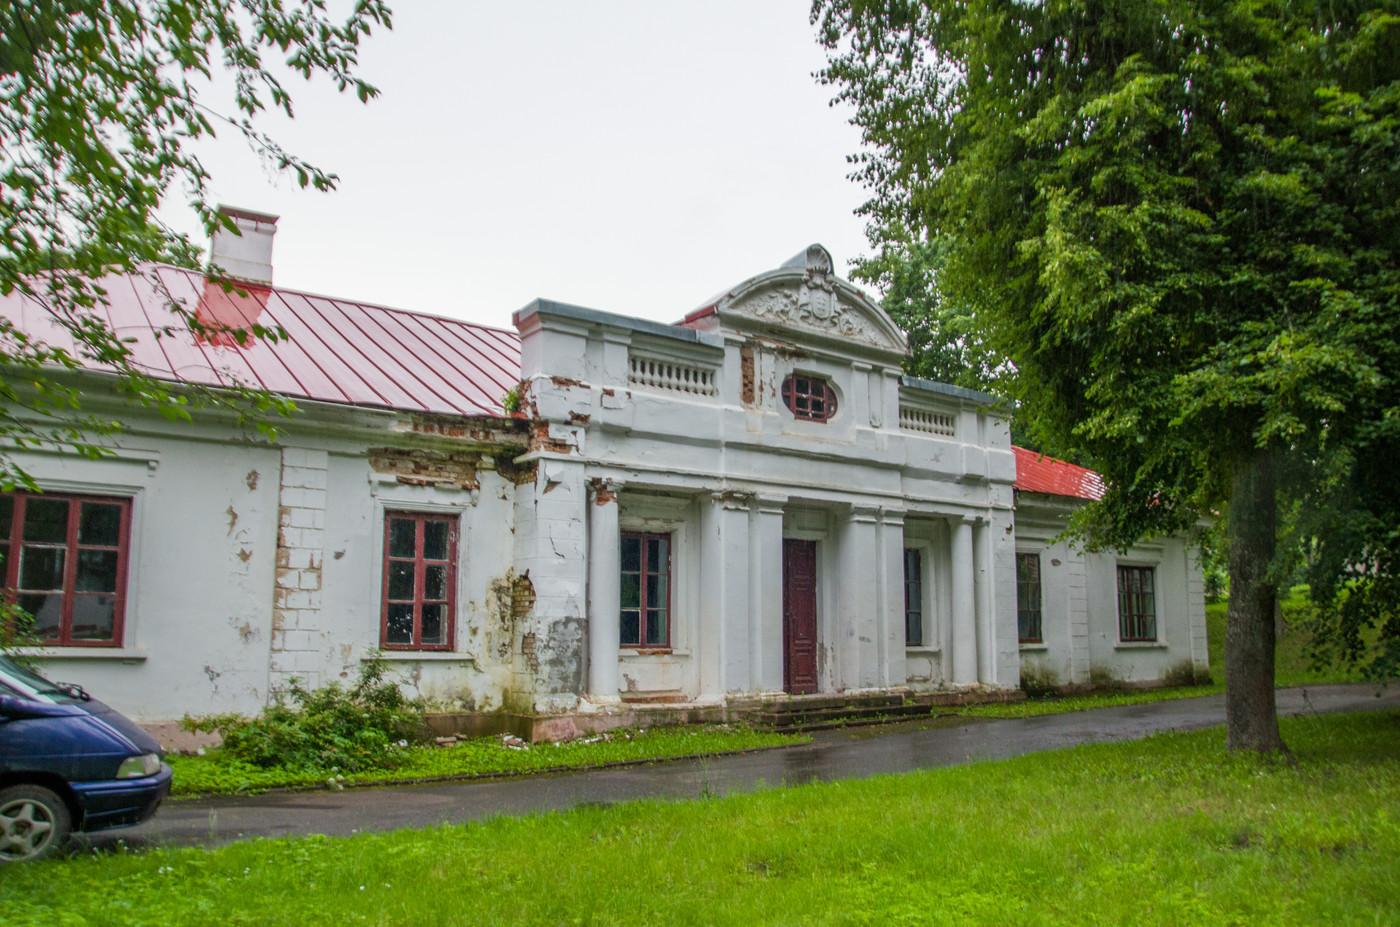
116, 753, 162, 779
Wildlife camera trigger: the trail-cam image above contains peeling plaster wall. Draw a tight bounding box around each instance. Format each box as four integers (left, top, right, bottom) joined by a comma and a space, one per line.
12, 432, 281, 723
319, 446, 521, 713
509, 458, 588, 713
18, 404, 527, 725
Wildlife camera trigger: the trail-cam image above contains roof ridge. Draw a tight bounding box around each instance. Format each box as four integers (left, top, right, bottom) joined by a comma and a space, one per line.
152, 263, 522, 339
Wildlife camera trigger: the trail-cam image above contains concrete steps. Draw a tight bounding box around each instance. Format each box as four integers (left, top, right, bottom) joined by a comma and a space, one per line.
748, 693, 934, 733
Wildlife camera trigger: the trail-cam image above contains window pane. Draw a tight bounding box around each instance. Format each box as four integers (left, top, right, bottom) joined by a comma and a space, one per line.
388, 561, 415, 601
620, 609, 640, 646
19, 546, 65, 591
388, 518, 416, 559
19, 593, 61, 639
646, 609, 667, 646
386, 603, 414, 644
645, 573, 660, 609
78, 502, 123, 547
654, 572, 669, 612
76, 549, 119, 592
424, 564, 447, 601
620, 573, 640, 609
620, 536, 640, 572
23, 498, 69, 543
652, 537, 669, 574
0, 495, 12, 537
70, 595, 115, 641
420, 604, 445, 645
422, 521, 448, 561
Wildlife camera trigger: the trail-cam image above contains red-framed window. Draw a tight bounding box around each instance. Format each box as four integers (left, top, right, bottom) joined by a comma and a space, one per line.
781, 374, 838, 422
1117, 565, 1157, 642
903, 547, 924, 647
1, 492, 132, 647
620, 532, 670, 648
1017, 552, 1043, 643
381, 512, 457, 651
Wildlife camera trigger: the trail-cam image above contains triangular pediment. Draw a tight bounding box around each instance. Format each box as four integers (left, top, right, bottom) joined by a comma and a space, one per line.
696, 245, 907, 360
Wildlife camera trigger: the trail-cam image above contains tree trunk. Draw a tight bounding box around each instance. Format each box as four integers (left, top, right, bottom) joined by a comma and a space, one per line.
1225, 450, 1286, 752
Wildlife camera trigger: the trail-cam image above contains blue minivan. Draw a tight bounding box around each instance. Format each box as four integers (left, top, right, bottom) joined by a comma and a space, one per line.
0, 655, 172, 861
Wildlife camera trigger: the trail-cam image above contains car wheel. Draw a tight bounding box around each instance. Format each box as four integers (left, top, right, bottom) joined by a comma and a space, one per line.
0, 785, 72, 863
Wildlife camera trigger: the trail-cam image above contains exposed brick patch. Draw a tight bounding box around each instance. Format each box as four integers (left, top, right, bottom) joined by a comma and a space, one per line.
269, 448, 328, 690
588, 477, 616, 505
511, 572, 536, 619
368, 447, 482, 488
408, 412, 527, 442
494, 454, 538, 485
528, 421, 573, 455
740, 346, 755, 405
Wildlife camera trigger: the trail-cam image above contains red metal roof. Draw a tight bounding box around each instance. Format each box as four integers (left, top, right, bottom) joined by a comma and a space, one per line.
1013, 446, 1105, 500
0, 265, 521, 418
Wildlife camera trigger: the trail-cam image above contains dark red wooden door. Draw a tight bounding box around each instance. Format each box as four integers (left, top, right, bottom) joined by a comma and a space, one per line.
783, 539, 818, 695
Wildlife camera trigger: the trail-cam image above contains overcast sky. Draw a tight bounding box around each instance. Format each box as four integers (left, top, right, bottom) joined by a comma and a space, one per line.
158, 1, 874, 329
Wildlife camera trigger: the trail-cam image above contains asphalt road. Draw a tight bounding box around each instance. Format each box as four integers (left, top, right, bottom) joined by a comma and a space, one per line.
89, 683, 1398, 852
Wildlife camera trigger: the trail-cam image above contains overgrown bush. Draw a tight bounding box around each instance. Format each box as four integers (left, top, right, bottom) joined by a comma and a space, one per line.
183, 656, 425, 773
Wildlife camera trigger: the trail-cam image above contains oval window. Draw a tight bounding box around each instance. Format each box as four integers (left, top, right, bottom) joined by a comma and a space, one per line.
781, 374, 838, 423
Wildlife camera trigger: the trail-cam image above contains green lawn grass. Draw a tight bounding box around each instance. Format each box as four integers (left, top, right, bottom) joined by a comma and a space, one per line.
7, 710, 1398, 926
167, 725, 808, 797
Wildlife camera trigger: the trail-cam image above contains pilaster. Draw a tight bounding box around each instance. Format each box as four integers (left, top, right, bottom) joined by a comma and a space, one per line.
750, 493, 787, 692
838, 503, 881, 689
586, 478, 621, 703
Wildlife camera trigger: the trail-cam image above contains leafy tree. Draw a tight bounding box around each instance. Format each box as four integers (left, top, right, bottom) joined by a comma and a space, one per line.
815, 0, 1400, 751
852, 225, 1010, 393
0, 1, 392, 490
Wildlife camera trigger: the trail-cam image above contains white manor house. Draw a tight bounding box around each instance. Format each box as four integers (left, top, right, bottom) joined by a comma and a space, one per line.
0, 209, 1208, 739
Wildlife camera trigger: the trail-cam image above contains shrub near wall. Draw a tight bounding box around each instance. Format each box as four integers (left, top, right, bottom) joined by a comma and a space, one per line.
183, 656, 424, 773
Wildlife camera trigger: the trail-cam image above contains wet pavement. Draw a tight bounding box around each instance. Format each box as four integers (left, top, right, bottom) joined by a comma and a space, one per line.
88, 683, 1398, 852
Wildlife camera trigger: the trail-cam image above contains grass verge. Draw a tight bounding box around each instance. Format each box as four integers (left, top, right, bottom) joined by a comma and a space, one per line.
166, 725, 808, 797
6, 710, 1398, 926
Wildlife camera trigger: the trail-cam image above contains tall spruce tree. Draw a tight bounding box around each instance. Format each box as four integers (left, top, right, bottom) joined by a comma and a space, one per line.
815, 0, 1400, 751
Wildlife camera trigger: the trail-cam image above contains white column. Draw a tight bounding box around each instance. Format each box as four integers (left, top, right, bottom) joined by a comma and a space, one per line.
974, 517, 995, 685
586, 479, 620, 703
838, 504, 880, 690
879, 508, 907, 688
750, 494, 787, 692
950, 516, 977, 686
697, 493, 724, 700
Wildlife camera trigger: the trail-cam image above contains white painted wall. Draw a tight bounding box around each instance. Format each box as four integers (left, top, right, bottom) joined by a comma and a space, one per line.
1016, 495, 1209, 689
19, 402, 525, 723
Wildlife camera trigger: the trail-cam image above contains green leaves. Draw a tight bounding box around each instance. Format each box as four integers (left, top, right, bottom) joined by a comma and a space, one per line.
817, 0, 1400, 675
0, 1, 389, 482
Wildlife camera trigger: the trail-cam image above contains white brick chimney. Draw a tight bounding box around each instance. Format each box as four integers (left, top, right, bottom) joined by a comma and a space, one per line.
210, 205, 278, 285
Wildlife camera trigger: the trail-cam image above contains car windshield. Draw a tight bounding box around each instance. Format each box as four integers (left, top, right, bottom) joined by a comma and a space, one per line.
0, 654, 74, 698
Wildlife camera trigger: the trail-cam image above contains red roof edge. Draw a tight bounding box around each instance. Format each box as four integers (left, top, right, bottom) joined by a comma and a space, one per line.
678, 305, 716, 328
1012, 445, 1105, 501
